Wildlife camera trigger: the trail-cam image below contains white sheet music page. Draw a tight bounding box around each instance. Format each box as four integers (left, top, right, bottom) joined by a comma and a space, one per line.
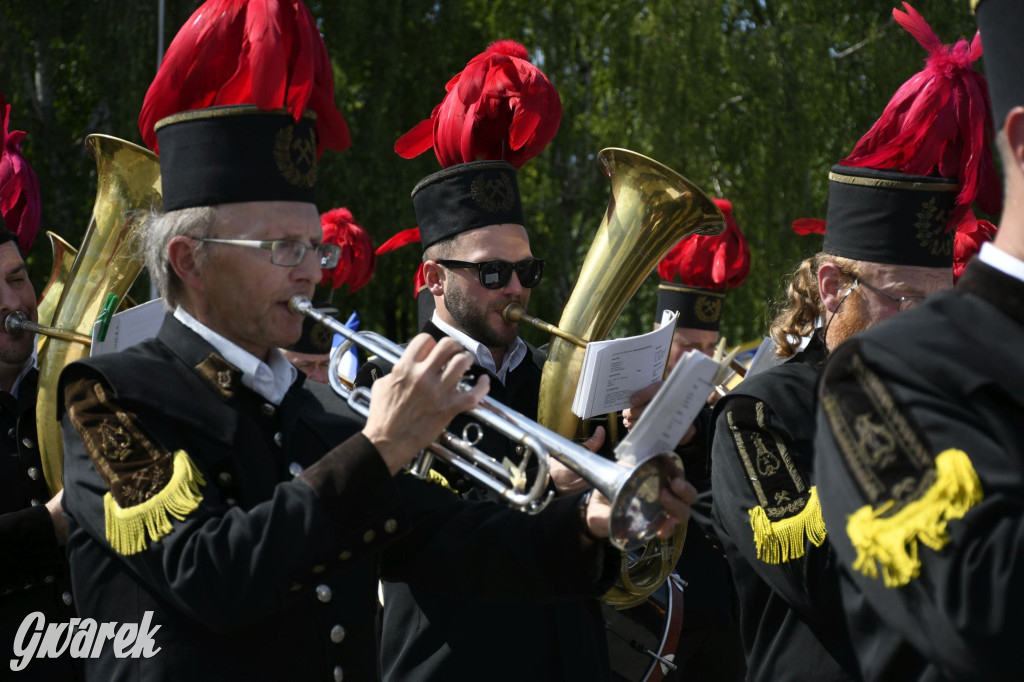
90, 298, 166, 356
571, 311, 677, 419
614, 348, 719, 466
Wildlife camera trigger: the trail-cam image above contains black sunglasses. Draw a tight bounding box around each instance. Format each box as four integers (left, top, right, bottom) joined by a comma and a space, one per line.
437, 258, 545, 289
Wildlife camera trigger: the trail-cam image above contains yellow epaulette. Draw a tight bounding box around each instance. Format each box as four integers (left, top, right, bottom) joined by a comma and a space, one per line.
749, 485, 827, 564
846, 448, 982, 588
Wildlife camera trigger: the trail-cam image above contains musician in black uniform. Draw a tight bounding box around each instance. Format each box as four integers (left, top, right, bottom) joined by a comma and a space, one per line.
359, 160, 618, 682
0, 122, 80, 679
811, 2, 1024, 679
706, 8, 998, 679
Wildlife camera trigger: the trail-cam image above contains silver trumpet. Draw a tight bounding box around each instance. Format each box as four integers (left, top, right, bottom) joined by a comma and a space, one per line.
290, 295, 681, 551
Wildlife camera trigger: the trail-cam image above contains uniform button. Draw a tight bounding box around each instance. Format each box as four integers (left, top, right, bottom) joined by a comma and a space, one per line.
27, 467, 40, 481
315, 585, 332, 603
288, 462, 303, 477
30, 499, 41, 507
333, 665, 344, 682
7, 427, 15, 439
330, 625, 346, 643
311, 564, 325, 574
289, 582, 303, 592
362, 530, 375, 544
44, 575, 55, 584
273, 432, 283, 447
225, 498, 238, 507
260, 403, 276, 417
217, 472, 233, 486
338, 550, 352, 561
384, 519, 398, 534
62, 591, 73, 606
21, 437, 34, 449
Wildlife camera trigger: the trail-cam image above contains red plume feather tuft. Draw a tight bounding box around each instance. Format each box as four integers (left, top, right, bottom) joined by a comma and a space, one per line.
320, 207, 376, 293
658, 198, 751, 290
394, 39, 561, 169
841, 3, 1000, 227
791, 218, 827, 236
375, 227, 421, 255
139, 0, 349, 157
953, 212, 996, 282
0, 93, 41, 253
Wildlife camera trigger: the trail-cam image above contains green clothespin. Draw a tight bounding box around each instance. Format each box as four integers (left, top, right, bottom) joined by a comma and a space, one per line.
95, 293, 120, 343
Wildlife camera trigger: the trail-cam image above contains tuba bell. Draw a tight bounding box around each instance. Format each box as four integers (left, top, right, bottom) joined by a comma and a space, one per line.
536, 147, 724, 608
33, 134, 161, 496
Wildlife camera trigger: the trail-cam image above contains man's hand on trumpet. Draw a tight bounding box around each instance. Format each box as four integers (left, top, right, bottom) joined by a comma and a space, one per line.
581, 473, 697, 546
363, 334, 490, 475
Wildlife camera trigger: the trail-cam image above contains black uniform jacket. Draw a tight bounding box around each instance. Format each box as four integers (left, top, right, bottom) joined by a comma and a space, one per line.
358, 320, 615, 682
709, 335, 861, 682
59, 314, 616, 682
813, 259, 1024, 682
1, 368, 81, 680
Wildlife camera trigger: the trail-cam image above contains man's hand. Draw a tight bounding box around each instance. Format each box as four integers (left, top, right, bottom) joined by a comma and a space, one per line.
549, 426, 605, 495
582, 471, 696, 543
363, 334, 489, 474
45, 489, 68, 545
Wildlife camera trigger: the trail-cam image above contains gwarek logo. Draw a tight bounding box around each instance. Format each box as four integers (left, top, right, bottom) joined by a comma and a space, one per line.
10, 611, 161, 671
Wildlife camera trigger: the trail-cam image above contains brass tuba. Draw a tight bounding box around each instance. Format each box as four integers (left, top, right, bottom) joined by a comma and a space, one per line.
34, 134, 161, 496
537, 148, 724, 607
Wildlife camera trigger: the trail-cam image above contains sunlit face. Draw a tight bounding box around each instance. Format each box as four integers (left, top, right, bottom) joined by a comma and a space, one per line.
435, 224, 534, 351
281, 349, 330, 384
0, 241, 38, 370
826, 261, 952, 350
664, 326, 720, 371
189, 201, 322, 360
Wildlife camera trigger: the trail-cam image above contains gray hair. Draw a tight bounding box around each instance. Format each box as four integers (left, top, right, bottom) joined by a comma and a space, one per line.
142, 206, 216, 308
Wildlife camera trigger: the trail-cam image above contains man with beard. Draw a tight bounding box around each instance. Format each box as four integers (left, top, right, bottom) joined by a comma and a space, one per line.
808, 1, 1024, 678
704, 6, 999, 679
360, 160, 614, 681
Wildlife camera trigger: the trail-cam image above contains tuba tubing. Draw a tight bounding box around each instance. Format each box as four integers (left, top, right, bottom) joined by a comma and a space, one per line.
290, 295, 682, 552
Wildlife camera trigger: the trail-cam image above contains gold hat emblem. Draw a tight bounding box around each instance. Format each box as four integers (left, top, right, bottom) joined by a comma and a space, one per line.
694, 295, 722, 323
470, 173, 516, 213
274, 125, 318, 189
915, 197, 952, 257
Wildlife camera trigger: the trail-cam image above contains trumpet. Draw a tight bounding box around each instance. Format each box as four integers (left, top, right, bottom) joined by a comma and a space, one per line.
289, 295, 682, 551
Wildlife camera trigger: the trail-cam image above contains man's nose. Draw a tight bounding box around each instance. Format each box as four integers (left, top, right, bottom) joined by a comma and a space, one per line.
0, 283, 20, 313
295, 246, 323, 283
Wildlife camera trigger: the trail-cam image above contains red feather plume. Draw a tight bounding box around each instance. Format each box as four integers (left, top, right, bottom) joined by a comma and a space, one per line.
791, 218, 827, 236
320, 207, 376, 293
394, 40, 562, 169
658, 198, 751, 290
841, 3, 1000, 226
0, 93, 41, 253
139, 0, 349, 157
953, 211, 996, 282
375, 227, 426, 299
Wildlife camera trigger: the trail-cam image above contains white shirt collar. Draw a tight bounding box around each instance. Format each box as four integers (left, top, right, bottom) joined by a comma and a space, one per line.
978, 241, 1024, 284
430, 311, 528, 384
174, 307, 297, 404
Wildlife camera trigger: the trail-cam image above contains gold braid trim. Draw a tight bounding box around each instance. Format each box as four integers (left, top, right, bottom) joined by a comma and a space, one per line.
748, 486, 827, 564
104, 450, 207, 556
846, 448, 982, 588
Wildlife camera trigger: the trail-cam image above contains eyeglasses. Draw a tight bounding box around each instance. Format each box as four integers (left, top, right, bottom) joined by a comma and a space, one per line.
437, 258, 545, 290
200, 238, 342, 269
851, 278, 925, 312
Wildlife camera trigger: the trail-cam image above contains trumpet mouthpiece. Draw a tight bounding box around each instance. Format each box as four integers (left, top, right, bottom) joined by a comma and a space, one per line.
3, 311, 28, 336
502, 303, 526, 324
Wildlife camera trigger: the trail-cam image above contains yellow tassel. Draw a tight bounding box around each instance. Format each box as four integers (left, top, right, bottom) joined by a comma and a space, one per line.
748, 486, 827, 564
104, 450, 206, 556
423, 468, 455, 494
846, 448, 983, 588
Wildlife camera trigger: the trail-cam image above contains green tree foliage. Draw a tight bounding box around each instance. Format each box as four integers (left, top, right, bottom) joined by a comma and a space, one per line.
0, 0, 981, 347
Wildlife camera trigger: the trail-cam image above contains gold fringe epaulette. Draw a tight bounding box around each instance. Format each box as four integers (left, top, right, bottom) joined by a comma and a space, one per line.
104, 450, 207, 556
846, 448, 982, 588
749, 486, 827, 564
423, 467, 455, 494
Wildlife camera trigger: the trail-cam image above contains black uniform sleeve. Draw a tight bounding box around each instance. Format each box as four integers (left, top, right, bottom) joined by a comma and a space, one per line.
814, 338, 1024, 680
709, 394, 835, 626
61, 372, 404, 634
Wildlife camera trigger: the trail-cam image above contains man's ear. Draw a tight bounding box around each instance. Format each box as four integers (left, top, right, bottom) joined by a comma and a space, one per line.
167, 236, 205, 293
423, 260, 445, 296
1006, 107, 1024, 174
818, 261, 849, 314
